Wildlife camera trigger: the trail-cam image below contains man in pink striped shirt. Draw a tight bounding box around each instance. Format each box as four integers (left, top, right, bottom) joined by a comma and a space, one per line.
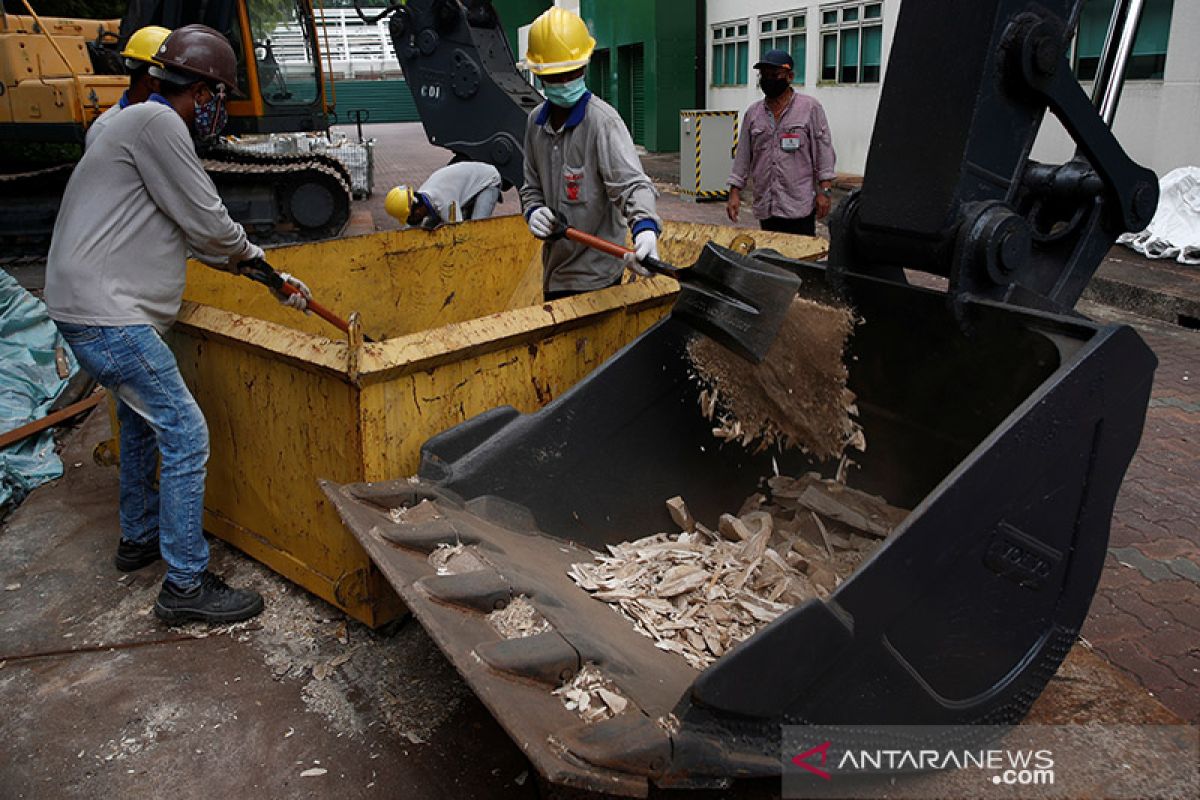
726, 49, 837, 236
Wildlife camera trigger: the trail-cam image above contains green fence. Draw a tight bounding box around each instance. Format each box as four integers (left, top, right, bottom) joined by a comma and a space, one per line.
289, 79, 420, 125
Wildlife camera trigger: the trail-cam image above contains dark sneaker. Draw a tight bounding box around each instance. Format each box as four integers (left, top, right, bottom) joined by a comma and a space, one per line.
114, 536, 162, 572
154, 571, 264, 624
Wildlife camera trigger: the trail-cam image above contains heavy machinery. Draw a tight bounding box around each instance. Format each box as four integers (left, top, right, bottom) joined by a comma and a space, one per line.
359, 0, 543, 190
0, 0, 351, 252
322, 0, 1162, 794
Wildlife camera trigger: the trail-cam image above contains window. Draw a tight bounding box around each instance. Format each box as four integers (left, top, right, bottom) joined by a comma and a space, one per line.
760, 11, 807, 84
712, 21, 750, 86
819, 2, 883, 84
1074, 0, 1173, 81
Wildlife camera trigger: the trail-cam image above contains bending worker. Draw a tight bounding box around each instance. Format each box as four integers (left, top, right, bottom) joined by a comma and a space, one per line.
45, 25, 312, 625
385, 161, 503, 229
519, 7, 661, 301
86, 25, 172, 147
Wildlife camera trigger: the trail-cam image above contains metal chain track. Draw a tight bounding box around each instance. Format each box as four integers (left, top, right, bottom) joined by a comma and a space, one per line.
0, 145, 353, 255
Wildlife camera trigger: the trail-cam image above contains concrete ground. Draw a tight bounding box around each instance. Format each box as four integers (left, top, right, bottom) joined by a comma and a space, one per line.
2, 121, 1198, 798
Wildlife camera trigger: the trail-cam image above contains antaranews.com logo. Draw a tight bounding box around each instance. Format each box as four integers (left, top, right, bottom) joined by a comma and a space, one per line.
782, 725, 1197, 799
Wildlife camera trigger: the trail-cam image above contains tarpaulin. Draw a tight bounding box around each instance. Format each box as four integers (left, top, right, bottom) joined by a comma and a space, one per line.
1119, 166, 1200, 265
0, 269, 78, 511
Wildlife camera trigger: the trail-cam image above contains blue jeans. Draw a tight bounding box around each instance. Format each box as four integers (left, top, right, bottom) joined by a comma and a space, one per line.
55, 323, 209, 589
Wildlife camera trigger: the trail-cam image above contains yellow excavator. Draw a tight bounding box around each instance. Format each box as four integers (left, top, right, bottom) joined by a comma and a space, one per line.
0, 0, 352, 252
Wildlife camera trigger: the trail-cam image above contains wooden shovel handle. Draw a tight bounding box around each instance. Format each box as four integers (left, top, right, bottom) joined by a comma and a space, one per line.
278, 282, 349, 335
560, 226, 681, 278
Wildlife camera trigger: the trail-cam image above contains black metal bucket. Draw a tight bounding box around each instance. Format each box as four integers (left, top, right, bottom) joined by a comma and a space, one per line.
323, 260, 1156, 796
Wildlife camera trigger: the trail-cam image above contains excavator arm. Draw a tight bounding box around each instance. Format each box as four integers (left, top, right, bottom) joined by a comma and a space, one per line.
367, 0, 543, 189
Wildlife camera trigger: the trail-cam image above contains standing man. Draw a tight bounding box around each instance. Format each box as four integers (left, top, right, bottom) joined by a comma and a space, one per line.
385, 161, 503, 229
727, 49, 836, 236
519, 6, 662, 301
45, 25, 312, 624
86, 25, 172, 147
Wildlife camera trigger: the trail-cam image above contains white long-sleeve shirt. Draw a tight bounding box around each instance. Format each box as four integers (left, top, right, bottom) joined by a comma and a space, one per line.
46, 98, 255, 333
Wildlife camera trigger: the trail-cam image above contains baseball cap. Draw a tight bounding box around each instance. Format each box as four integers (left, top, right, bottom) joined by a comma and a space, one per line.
754, 48, 794, 69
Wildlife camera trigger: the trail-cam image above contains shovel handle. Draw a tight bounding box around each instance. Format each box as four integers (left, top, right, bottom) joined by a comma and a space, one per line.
242, 259, 374, 342
277, 282, 351, 335
559, 226, 681, 279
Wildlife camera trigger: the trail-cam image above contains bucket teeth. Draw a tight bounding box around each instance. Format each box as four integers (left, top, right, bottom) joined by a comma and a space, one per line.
476, 631, 580, 685
419, 570, 512, 613
347, 482, 442, 510
552, 713, 673, 779
373, 518, 475, 552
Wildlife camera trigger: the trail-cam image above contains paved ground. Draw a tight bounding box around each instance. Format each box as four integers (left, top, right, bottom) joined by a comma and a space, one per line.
2, 121, 1197, 797
1077, 300, 1200, 722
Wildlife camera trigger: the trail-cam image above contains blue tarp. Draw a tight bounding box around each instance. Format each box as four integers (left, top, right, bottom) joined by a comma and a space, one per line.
0, 269, 78, 510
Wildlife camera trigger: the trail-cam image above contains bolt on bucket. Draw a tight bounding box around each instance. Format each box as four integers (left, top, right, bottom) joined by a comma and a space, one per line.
322, 255, 1155, 795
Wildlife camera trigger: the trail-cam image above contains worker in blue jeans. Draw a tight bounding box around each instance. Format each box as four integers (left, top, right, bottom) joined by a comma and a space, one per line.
45, 26, 311, 624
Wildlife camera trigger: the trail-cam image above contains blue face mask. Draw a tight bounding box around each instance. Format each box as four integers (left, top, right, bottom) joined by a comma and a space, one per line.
542, 77, 587, 108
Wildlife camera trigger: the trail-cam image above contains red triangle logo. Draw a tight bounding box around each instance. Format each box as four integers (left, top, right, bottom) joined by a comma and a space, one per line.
792, 741, 832, 780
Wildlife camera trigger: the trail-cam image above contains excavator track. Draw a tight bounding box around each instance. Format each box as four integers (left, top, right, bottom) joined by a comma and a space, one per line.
0, 164, 76, 257
201, 148, 352, 245
0, 148, 352, 256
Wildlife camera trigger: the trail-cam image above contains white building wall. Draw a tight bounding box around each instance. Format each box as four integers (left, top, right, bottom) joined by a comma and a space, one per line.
705, 0, 897, 175
707, 0, 1199, 177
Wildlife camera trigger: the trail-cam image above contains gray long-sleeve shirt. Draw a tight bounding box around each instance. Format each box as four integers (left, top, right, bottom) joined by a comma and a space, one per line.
520, 93, 661, 293
416, 162, 502, 227
46, 99, 255, 333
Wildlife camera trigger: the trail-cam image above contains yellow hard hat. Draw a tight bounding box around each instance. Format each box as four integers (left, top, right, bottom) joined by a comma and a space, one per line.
121, 25, 171, 68
385, 186, 415, 221
523, 7, 595, 76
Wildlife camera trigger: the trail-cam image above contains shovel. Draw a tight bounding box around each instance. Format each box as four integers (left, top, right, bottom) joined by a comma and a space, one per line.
549, 216, 800, 362
241, 259, 375, 342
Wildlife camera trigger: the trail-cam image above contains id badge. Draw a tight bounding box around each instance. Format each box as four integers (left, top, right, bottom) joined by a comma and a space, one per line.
780, 133, 802, 152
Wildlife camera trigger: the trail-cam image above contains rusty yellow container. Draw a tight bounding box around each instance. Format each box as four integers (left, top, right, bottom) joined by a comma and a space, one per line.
169, 216, 826, 625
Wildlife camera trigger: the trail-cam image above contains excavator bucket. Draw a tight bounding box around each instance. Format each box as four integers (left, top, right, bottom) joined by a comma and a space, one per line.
321, 257, 1156, 795
320, 0, 1163, 792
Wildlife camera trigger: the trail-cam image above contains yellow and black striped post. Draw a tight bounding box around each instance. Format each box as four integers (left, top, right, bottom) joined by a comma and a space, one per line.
680, 110, 739, 202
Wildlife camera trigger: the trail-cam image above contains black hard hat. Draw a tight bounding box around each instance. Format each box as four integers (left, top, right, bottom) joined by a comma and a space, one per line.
754, 49, 794, 70
150, 24, 244, 98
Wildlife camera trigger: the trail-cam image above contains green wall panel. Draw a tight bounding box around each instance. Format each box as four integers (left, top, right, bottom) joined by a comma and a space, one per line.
581, 0, 699, 152
493, 0, 554, 60
291, 79, 419, 124
327, 79, 420, 124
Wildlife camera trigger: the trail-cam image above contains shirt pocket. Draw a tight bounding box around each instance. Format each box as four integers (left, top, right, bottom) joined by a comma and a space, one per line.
561, 164, 587, 205
750, 126, 771, 154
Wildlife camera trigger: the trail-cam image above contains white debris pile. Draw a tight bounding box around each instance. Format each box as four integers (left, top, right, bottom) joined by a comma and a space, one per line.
488, 595, 552, 639
568, 474, 908, 669
553, 664, 630, 723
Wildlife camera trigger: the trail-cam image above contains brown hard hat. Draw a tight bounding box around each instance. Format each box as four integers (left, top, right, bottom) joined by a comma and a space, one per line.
153, 24, 244, 98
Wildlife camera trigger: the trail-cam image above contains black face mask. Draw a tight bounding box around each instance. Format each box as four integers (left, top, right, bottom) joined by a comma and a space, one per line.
759, 77, 789, 98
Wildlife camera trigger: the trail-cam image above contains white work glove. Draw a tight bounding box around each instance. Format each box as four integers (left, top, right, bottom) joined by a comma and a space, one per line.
623, 229, 659, 277
527, 206, 556, 239
274, 272, 312, 313
240, 242, 265, 266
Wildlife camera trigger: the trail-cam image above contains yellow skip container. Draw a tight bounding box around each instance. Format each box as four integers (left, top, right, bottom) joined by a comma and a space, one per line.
164, 216, 825, 625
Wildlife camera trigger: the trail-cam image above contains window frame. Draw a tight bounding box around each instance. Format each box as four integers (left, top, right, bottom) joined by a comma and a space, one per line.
711, 19, 751, 87
819, 1, 884, 86
758, 10, 808, 86
1071, 0, 1174, 82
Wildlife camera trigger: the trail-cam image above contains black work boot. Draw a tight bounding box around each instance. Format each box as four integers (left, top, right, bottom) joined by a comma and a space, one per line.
114, 536, 162, 572
154, 571, 264, 624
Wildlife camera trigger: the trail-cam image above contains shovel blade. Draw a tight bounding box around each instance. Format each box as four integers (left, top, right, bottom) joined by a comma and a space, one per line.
673, 243, 801, 363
